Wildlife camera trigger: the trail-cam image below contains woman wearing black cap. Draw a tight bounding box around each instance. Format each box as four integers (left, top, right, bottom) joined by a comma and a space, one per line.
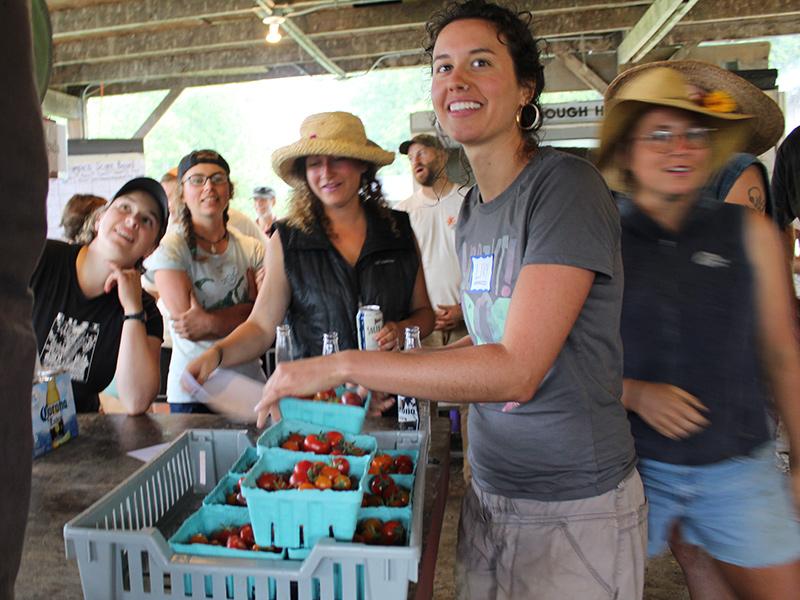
144, 149, 265, 412
31, 177, 168, 415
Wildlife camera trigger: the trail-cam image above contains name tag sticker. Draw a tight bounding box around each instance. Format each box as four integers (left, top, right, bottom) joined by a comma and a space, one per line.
469, 254, 494, 292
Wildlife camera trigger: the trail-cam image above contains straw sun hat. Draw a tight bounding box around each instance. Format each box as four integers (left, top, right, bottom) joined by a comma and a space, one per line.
605, 60, 784, 156
596, 66, 756, 193
272, 112, 395, 188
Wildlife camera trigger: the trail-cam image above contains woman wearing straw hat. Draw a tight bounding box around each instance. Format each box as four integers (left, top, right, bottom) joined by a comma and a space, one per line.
186, 112, 434, 385
145, 150, 266, 412
597, 65, 800, 597
604, 59, 785, 217
253, 3, 647, 597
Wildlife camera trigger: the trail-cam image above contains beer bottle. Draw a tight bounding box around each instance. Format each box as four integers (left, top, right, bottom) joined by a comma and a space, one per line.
45, 376, 67, 444
397, 326, 422, 430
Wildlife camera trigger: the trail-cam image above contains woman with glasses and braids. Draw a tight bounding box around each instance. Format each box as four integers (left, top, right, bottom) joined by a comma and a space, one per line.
144, 150, 265, 413
597, 65, 800, 597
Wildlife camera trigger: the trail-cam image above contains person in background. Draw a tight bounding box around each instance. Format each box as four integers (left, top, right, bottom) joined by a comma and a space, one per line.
186, 112, 434, 388
32, 177, 167, 414
145, 150, 264, 412
397, 133, 472, 481
397, 134, 466, 347
604, 60, 784, 217
60, 194, 107, 243
597, 64, 800, 599
251, 4, 646, 598
0, 2, 48, 595
773, 125, 800, 259
252, 186, 277, 237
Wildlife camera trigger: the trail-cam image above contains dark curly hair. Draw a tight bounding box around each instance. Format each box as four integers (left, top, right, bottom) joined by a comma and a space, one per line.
424, 0, 546, 158
286, 159, 399, 239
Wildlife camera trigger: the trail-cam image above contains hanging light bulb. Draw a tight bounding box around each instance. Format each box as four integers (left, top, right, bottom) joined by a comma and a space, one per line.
263, 16, 285, 44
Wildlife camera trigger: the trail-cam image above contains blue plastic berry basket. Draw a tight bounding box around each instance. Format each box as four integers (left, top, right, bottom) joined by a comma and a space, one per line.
278, 386, 371, 435
256, 419, 377, 458
228, 446, 259, 475
241, 449, 369, 549
203, 473, 247, 507
168, 505, 284, 560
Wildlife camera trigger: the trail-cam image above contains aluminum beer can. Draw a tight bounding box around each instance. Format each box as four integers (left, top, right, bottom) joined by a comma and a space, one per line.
356, 305, 383, 350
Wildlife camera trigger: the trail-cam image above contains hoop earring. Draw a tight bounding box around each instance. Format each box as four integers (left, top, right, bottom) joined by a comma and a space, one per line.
516, 103, 541, 131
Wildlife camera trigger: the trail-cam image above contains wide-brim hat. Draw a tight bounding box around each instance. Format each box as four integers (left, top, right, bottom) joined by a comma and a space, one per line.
597, 66, 755, 193
272, 112, 395, 188
605, 60, 783, 156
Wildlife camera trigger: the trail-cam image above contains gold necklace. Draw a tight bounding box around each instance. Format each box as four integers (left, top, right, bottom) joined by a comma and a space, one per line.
195, 230, 228, 254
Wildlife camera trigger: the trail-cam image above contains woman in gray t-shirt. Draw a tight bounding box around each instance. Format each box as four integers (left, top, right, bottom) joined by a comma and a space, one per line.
254, 2, 646, 597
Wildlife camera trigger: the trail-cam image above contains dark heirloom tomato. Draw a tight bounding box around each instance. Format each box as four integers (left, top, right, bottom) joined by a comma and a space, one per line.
369, 474, 395, 496
361, 493, 383, 507
239, 524, 255, 546
380, 520, 405, 545
393, 454, 414, 474
384, 486, 410, 507
357, 518, 383, 544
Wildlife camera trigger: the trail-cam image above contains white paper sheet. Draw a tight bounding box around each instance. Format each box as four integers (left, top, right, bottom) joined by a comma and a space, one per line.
127, 442, 170, 462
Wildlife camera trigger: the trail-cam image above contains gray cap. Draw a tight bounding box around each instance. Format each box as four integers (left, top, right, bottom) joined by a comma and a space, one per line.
399, 134, 445, 155
252, 186, 275, 199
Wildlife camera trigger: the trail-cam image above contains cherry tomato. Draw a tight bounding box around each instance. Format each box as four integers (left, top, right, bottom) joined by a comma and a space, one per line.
393, 455, 414, 474
369, 454, 394, 475
361, 494, 383, 507
332, 473, 352, 490
356, 518, 383, 544
370, 474, 395, 496
303, 434, 331, 455
226, 534, 249, 550
380, 520, 405, 545
314, 475, 333, 490
189, 533, 209, 544
384, 485, 410, 507
325, 431, 344, 446
210, 527, 235, 545
321, 465, 340, 480
332, 457, 350, 476
298, 482, 316, 490
239, 524, 255, 546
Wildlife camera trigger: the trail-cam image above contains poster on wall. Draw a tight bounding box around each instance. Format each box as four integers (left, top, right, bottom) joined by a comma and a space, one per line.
46, 139, 145, 241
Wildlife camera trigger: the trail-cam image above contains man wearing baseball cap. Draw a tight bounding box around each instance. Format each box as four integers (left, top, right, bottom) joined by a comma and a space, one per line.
396, 134, 465, 346
251, 186, 277, 237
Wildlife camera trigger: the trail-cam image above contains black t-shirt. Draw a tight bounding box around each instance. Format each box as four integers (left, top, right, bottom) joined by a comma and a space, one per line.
773, 125, 800, 228
31, 240, 163, 412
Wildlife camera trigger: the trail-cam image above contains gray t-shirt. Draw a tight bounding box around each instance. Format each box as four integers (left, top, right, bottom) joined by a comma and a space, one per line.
457, 147, 635, 501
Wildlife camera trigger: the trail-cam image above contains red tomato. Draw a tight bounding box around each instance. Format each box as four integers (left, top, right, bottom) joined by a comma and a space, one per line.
331, 457, 350, 476
325, 431, 344, 446
226, 534, 249, 550
380, 520, 405, 545
239, 524, 255, 546
303, 434, 331, 455
210, 527, 235, 545
298, 482, 316, 490
340, 391, 364, 406
281, 439, 302, 451
369, 454, 394, 475
321, 465, 340, 480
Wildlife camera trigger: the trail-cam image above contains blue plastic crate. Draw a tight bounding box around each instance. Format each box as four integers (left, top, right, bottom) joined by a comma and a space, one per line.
241, 449, 369, 548
278, 386, 371, 434
256, 419, 377, 458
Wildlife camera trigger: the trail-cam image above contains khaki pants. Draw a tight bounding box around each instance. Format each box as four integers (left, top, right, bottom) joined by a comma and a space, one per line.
456, 469, 648, 600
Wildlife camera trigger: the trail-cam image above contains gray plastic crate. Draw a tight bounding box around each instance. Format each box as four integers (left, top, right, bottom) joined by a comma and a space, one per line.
64, 428, 427, 600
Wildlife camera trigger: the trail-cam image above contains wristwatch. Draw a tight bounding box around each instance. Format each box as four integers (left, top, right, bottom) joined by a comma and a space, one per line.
124, 310, 146, 323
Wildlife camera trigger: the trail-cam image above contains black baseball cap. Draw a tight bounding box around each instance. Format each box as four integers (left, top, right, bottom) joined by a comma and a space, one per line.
112, 177, 169, 241
177, 149, 231, 181
399, 134, 445, 155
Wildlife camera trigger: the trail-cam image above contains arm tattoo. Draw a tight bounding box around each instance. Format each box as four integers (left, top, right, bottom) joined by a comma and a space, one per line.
747, 186, 766, 213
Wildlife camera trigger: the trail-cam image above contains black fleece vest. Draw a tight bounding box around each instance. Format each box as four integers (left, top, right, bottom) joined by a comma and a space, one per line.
275, 207, 419, 358
619, 196, 771, 465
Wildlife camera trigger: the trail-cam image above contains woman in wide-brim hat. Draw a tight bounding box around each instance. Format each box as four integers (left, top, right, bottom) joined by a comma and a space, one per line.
605, 59, 785, 215
602, 65, 800, 596
186, 112, 433, 388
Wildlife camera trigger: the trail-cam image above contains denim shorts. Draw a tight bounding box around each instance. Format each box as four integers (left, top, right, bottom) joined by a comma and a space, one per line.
456, 469, 647, 600
639, 442, 800, 567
